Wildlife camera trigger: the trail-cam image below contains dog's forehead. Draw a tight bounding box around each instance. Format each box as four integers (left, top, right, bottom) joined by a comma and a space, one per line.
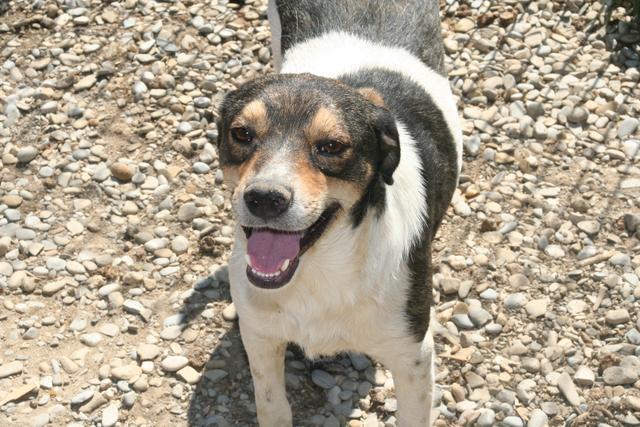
260, 79, 341, 122
221, 75, 383, 151
231, 75, 363, 123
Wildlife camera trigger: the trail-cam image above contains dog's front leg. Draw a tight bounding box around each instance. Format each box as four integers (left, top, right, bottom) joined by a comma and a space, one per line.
240, 322, 293, 427
381, 331, 436, 426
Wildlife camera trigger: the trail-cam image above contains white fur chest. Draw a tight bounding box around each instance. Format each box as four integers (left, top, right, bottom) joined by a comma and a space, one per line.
229, 225, 410, 357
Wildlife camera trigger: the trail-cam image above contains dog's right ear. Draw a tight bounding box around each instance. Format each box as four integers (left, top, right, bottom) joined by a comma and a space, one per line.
374, 109, 400, 186
357, 87, 401, 186
357, 87, 400, 185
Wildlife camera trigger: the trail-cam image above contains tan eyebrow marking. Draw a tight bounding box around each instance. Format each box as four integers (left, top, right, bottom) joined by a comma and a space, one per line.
306, 107, 350, 144
231, 99, 269, 137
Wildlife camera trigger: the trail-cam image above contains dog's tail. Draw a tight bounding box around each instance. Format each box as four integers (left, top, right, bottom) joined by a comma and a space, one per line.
269, 0, 446, 74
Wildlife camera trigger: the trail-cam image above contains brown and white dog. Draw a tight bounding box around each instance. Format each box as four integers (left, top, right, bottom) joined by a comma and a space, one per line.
216, 0, 462, 425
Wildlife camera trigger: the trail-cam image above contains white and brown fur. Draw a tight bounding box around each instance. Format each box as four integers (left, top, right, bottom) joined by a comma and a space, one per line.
216, 0, 462, 425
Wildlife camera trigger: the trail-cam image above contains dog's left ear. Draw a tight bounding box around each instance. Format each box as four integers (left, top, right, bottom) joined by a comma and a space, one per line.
357, 87, 401, 186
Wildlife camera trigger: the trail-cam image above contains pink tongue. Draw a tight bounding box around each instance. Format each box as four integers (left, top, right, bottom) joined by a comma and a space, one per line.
247, 230, 303, 274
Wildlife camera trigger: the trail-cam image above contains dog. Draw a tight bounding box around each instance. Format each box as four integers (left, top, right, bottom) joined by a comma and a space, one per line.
216, 0, 462, 425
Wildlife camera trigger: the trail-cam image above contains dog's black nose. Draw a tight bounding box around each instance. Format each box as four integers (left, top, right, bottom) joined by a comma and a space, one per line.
244, 183, 293, 220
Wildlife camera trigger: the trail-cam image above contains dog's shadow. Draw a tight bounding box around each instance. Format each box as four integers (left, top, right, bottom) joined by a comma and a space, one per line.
183, 268, 384, 427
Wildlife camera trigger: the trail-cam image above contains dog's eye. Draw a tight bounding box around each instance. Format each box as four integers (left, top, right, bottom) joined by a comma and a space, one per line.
316, 139, 346, 156
230, 127, 254, 144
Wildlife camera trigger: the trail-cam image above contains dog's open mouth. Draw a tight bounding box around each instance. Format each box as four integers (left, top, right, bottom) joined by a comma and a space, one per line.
242, 204, 340, 289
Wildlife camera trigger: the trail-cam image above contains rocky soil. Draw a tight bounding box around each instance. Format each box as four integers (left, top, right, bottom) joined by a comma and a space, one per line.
1, 0, 639, 426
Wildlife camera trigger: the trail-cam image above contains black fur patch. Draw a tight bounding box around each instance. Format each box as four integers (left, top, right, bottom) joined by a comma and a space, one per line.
341, 69, 458, 341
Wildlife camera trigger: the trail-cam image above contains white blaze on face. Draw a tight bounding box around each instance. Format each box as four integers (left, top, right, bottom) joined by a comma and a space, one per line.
236, 148, 327, 232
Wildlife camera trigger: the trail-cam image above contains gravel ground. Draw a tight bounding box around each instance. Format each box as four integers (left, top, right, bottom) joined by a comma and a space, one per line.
1, 0, 639, 426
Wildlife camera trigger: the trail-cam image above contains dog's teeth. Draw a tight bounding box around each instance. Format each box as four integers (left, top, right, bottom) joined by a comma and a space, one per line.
281, 259, 290, 272
250, 268, 283, 280
245, 254, 252, 267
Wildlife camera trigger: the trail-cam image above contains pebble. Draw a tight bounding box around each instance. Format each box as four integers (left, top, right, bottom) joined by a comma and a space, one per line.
609, 252, 631, 266
479, 288, 497, 301
133, 81, 148, 96
177, 366, 201, 384
623, 140, 640, 159
349, 353, 371, 371
567, 107, 588, 124
123, 300, 152, 321
525, 299, 548, 318
574, 366, 595, 386
122, 392, 137, 408
137, 344, 160, 361
606, 308, 630, 325
503, 416, 524, 427
101, 403, 119, 427
111, 364, 142, 381
544, 245, 565, 258
177, 202, 201, 222
69, 317, 87, 332
110, 162, 134, 181
455, 18, 475, 32
171, 235, 189, 254
469, 307, 492, 326
577, 220, 600, 235
31, 413, 49, 427
74, 74, 97, 91
452, 313, 475, 329
477, 409, 495, 427
66, 220, 84, 235
60, 357, 79, 374
528, 409, 548, 427
603, 366, 639, 385
1, 195, 23, 207
504, 293, 528, 309
17, 146, 39, 163
311, 369, 336, 389
71, 388, 95, 405
161, 356, 189, 372
193, 162, 210, 174
222, 303, 238, 321
42, 281, 66, 296
160, 326, 182, 340
0, 361, 24, 378
557, 373, 581, 406
80, 333, 103, 347
618, 117, 639, 138
79, 392, 107, 413
203, 369, 227, 383
440, 278, 460, 295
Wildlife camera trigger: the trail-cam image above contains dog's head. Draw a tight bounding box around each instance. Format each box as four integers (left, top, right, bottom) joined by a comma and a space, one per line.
217, 74, 400, 289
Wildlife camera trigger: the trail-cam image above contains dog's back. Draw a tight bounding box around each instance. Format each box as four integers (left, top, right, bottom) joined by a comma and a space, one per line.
270, 0, 446, 74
